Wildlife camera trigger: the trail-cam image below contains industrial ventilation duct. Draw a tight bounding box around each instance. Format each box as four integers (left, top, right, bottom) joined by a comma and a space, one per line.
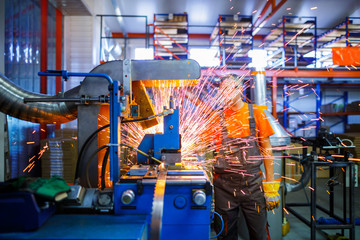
0, 72, 78, 124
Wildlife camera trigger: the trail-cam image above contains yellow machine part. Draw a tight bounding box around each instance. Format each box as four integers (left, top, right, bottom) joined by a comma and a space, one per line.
282, 218, 290, 236
132, 81, 159, 129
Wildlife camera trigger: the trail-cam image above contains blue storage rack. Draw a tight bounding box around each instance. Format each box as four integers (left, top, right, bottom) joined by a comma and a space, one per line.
263, 16, 317, 68
317, 17, 360, 67
283, 83, 321, 136
210, 14, 253, 67
320, 91, 349, 133
153, 13, 189, 60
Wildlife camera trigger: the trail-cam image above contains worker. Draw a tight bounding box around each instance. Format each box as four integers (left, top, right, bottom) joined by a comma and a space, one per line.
206, 74, 280, 240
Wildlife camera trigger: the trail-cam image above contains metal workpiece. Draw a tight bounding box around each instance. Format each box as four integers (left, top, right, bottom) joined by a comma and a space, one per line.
63, 185, 86, 205
161, 152, 181, 165
0, 72, 79, 124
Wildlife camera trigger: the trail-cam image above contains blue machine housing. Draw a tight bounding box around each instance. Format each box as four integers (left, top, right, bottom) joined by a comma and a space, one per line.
0, 192, 56, 233
137, 107, 181, 164
115, 105, 212, 239
114, 170, 212, 240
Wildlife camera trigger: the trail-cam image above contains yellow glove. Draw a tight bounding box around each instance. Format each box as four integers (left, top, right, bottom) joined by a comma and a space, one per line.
262, 181, 280, 211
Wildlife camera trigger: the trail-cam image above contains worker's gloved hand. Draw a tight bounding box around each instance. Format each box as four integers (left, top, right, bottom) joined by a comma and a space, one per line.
262, 181, 280, 211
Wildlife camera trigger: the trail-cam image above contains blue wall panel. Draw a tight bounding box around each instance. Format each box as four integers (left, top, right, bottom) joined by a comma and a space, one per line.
4, 0, 57, 178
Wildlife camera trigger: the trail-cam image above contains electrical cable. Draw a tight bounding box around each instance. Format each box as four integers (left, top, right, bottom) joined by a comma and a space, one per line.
100, 146, 110, 190
339, 138, 354, 147
75, 124, 110, 181
210, 211, 224, 239
85, 145, 109, 188
122, 116, 156, 123
75, 109, 173, 180
120, 143, 162, 164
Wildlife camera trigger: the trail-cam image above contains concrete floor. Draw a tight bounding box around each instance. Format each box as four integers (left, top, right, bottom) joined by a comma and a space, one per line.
282, 177, 359, 240
211, 177, 359, 240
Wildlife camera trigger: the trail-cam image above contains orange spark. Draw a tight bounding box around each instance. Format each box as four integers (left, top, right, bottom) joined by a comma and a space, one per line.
283, 208, 289, 215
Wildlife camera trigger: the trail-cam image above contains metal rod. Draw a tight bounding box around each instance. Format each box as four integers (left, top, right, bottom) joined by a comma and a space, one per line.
38, 71, 113, 85
24, 97, 109, 103
343, 166, 347, 236
285, 205, 311, 227
311, 162, 316, 240
286, 203, 311, 207
100, 15, 103, 62
350, 163, 355, 239
316, 224, 354, 229
330, 167, 334, 216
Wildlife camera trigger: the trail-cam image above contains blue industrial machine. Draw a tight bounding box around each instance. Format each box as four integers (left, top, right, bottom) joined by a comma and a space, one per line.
0, 60, 213, 240
114, 106, 212, 239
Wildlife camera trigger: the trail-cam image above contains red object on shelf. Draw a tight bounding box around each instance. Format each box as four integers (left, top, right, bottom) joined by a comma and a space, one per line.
332, 47, 360, 66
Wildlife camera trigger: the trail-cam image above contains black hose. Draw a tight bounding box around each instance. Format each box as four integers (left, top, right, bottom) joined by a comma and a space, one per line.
75, 112, 164, 183
122, 116, 156, 123
101, 147, 110, 190
75, 124, 110, 181
85, 145, 109, 188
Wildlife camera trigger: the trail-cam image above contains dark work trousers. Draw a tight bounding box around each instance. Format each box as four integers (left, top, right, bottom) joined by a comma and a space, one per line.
213, 172, 267, 240
213, 104, 267, 240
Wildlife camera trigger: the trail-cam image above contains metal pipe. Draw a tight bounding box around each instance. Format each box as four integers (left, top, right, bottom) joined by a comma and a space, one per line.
0, 72, 78, 124
285, 158, 311, 193
252, 70, 267, 107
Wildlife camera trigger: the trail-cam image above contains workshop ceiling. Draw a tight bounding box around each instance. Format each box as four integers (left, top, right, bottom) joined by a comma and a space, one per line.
102, 0, 360, 35
51, 0, 92, 15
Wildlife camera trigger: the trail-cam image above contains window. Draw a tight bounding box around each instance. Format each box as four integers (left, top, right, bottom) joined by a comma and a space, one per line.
189, 48, 220, 67
134, 48, 154, 60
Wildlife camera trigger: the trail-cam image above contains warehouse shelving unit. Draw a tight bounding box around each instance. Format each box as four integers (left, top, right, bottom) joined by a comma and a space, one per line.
210, 14, 253, 67
282, 83, 321, 136
280, 82, 360, 136
316, 17, 360, 67
152, 13, 189, 60
320, 91, 349, 133
263, 16, 317, 68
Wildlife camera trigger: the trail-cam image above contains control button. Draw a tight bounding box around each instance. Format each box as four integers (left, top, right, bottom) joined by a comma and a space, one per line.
121, 189, 135, 205
193, 190, 206, 206
174, 196, 187, 209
